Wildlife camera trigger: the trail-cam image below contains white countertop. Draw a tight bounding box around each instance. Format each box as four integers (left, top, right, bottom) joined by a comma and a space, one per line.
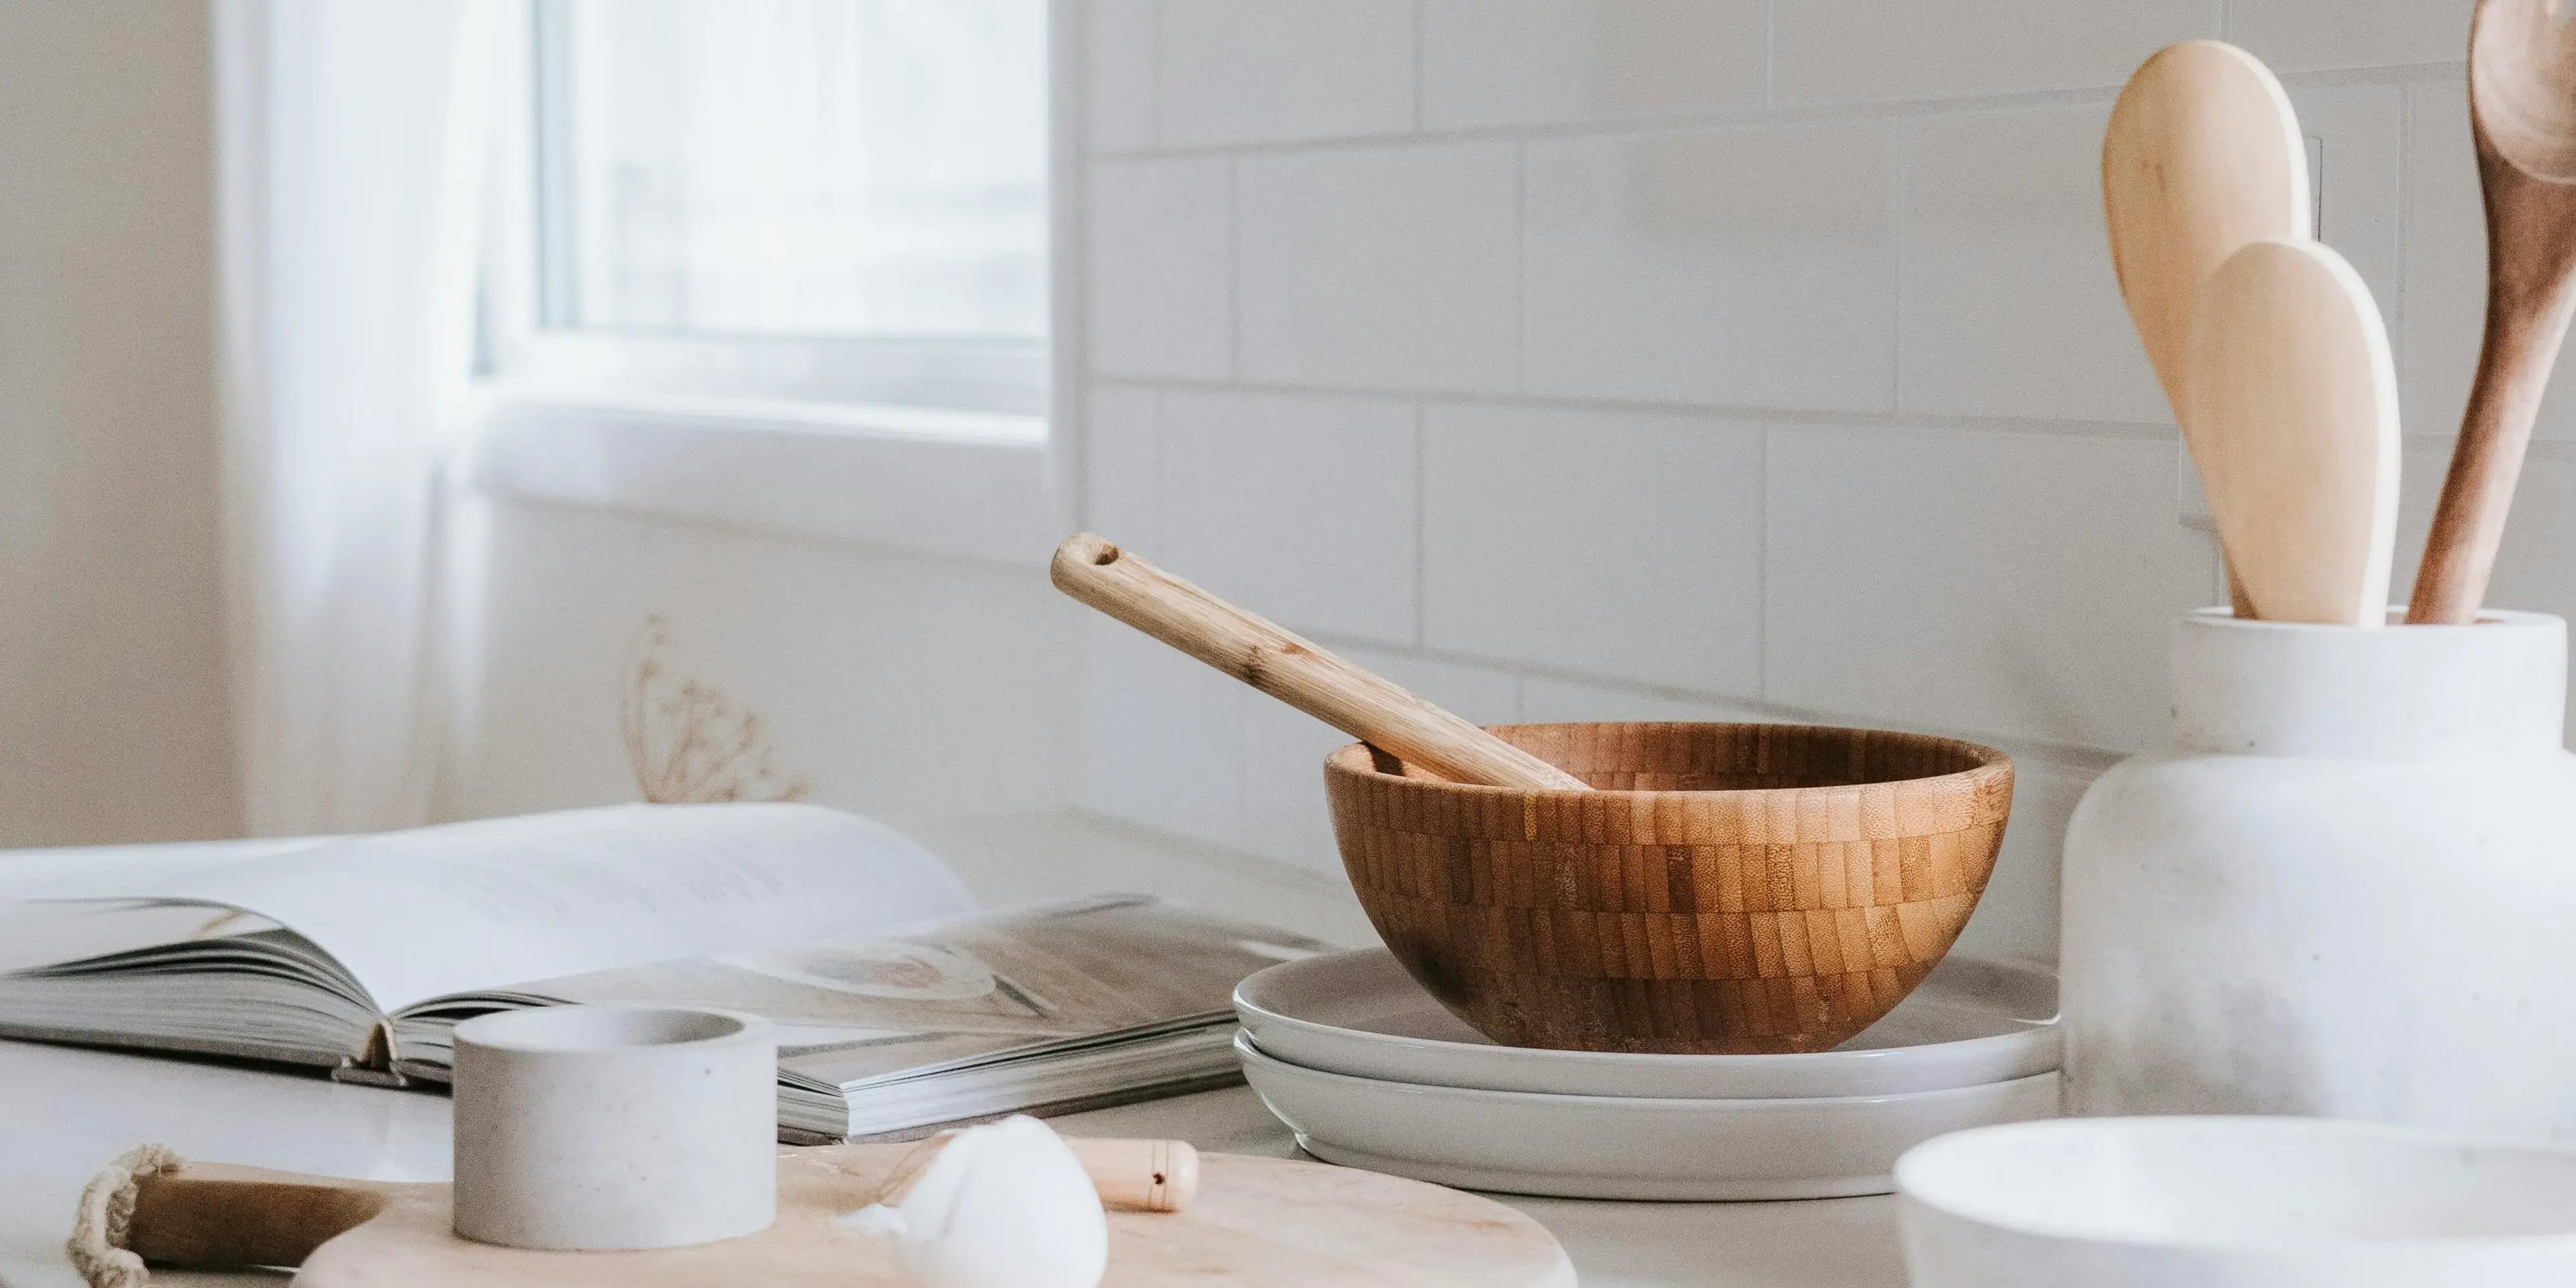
0, 808, 1916, 1287
0, 1039, 1909, 1288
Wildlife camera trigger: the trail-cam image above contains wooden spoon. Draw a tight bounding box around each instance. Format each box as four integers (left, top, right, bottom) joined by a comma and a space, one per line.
2409, 0, 2576, 624
1050, 533, 1589, 791
2185, 238, 2401, 626
2102, 39, 2313, 618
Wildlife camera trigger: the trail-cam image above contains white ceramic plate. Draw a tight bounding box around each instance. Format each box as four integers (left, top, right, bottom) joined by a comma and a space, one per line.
1898, 1117, 2576, 1287
1238, 1030, 2060, 1201
1233, 947, 2057, 1099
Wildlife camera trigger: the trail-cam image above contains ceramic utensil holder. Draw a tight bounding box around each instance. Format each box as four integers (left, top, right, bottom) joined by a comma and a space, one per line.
451, 1006, 777, 1251
2062, 609, 2576, 1137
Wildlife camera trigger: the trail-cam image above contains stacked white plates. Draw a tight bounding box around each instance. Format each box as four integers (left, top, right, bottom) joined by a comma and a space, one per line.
1233, 948, 2061, 1201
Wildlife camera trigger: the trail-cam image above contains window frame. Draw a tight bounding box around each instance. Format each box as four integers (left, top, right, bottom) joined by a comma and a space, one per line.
468, 0, 1066, 570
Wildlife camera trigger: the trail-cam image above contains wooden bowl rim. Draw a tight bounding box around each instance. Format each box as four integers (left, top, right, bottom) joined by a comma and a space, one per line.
1322, 720, 2012, 799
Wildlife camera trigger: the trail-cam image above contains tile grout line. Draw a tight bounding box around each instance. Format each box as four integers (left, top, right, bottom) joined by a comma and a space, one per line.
1079, 373, 2188, 442
1085, 63, 2461, 164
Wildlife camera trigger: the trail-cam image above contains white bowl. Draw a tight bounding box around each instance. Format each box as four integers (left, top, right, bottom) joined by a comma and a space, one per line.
1233, 947, 2057, 1098
1897, 1116, 2576, 1287
1239, 1030, 2057, 1201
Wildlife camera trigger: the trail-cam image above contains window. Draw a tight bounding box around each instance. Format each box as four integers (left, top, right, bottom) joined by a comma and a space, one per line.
491, 0, 1050, 417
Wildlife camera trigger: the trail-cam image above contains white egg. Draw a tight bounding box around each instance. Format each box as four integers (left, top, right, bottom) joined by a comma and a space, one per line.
839, 1115, 1109, 1288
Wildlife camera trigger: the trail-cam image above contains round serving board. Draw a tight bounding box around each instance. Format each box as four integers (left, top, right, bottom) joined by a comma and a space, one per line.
126, 1144, 1574, 1287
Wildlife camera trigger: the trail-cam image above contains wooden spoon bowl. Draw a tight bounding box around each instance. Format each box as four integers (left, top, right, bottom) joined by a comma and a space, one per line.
1324, 722, 2014, 1055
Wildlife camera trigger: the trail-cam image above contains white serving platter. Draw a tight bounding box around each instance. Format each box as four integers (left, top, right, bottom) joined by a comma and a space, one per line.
1234, 947, 2056, 1099
1238, 1030, 2060, 1201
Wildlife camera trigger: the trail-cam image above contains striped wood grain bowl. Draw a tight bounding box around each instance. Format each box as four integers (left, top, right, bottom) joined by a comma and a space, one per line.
1323, 722, 2014, 1055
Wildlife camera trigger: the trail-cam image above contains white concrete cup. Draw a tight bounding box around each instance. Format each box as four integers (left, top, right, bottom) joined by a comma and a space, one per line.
451, 1006, 777, 1250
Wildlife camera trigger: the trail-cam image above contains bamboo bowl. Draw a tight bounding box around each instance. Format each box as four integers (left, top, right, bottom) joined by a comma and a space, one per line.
1324, 722, 2014, 1055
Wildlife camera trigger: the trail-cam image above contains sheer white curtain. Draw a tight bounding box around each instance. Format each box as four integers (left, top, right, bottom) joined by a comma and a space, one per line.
214, 1, 504, 834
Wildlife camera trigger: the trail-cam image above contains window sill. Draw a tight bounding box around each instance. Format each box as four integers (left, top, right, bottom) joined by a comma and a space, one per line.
462, 388, 1057, 568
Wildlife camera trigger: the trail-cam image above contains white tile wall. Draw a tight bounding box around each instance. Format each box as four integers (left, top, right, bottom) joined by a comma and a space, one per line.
1082, 616, 1245, 849
1519, 676, 1769, 723
2226, 0, 2473, 73
1084, 385, 1161, 546
1765, 423, 2215, 752
1067, 0, 2529, 965
1417, 0, 1765, 130
1084, 0, 1157, 153
1236, 142, 1521, 393
1155, 388, 1419, 644
1086, 158, 1232, 379
1523, 122, 1897, 411
1772, 0, 2212, 106
1154, 0, 1416, 146
1421, 403, 1765, 693
2294, 85, 2404, 337
1898, 103, 2166, 423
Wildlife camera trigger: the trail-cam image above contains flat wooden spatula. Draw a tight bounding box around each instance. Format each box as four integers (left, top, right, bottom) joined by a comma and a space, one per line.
2102, 38, 2313, 618
1051, 533, 1589, 791
2185, 238, 2401, 626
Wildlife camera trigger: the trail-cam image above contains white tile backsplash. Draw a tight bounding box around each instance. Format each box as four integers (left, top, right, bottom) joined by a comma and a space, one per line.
2227, 0, 2473, 72
1067, 0, 2544, 963
1236, 142, 1521, 394
1154, 0, 1416, 146
1898, 103, 2167, 424
1772, 0, 2213, 106
2401, 85, 2576, 443
1084, 385, 1161, 548
1523, 122, 1898, 412
1086, 157, 1233, 379
1765, 423, 2215, 752
1418, 0, 1766, 131
2403, 85, 2482, 441
1082, 616, 1244, 849
1155, 388, 1419, 646
1422, 403, 1765, 694
1518, 675, 1771, 724
2293, 84, 2404, 338
1085, 0, 1157, 154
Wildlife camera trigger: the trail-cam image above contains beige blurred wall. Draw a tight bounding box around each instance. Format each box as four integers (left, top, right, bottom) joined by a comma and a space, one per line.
0, 1, 238, 843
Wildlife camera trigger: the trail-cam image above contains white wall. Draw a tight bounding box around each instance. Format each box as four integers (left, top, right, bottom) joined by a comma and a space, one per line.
0, 1, 238, 845
1066, 0, 2562, 962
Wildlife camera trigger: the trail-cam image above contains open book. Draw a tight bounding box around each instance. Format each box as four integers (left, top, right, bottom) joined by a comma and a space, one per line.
0, 805, 1327, 1141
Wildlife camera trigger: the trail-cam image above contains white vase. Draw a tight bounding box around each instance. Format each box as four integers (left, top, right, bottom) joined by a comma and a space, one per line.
2060, 608, 2576, 1138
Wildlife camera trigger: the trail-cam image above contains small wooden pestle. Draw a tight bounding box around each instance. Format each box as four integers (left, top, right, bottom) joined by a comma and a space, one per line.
1050, 533, 1590, 791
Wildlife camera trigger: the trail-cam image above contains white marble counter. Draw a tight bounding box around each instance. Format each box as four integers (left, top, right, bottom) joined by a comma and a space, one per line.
0, 809, 1916, 1286
0, 1040, 1908, 1288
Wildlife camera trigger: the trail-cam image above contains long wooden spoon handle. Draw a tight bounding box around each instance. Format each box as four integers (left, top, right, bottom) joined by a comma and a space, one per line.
2410, 175, 2576, 624
1051, 533, 1588, 791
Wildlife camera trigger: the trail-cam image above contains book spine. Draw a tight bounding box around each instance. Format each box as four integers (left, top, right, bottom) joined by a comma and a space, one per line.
328, 1019, 410, 1088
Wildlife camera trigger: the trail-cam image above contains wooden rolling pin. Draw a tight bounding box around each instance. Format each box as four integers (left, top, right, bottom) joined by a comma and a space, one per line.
110, 1138, 1202, 1271
1051, 533, 1589, 791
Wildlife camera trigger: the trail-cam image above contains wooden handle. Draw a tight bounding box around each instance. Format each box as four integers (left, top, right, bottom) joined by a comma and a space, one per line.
125, 1163, 401, 1267
877, 1134, 1201, 1213
1069, 1137, 1199, 1213
1051, 533, 1589, 792
2411, 161, 2576, 622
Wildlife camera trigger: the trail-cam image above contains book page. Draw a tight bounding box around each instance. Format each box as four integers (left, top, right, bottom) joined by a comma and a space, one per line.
397, 897, 1328, 1087
17, 805, 974, 1011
